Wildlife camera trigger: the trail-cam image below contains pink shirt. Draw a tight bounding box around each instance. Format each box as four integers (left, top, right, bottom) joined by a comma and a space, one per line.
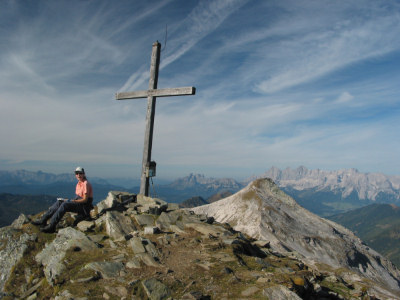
75, 180, 93, 199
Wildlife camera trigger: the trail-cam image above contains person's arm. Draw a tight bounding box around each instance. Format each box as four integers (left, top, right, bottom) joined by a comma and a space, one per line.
72, 194, 88, 204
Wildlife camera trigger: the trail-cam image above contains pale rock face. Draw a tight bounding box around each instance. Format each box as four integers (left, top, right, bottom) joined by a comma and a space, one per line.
191, 178, 400, 292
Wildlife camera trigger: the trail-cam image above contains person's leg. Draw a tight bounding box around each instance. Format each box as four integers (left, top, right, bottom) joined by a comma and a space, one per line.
41, 201, 81, 233
31, 200, 62, 226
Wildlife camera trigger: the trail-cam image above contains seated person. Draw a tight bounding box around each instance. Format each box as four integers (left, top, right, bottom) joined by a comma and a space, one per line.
31, 166, 94, 233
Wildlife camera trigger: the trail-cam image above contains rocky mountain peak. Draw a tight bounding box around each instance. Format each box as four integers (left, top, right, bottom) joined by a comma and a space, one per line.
191, 178, 400, 296
1, 182, 400, 299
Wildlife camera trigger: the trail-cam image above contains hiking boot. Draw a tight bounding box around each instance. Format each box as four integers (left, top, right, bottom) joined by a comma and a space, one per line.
40, 224, 56, 233
31, 218, 46, 226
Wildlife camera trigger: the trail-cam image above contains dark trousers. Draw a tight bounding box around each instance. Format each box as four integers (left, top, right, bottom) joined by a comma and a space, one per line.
43, 200, 92, 228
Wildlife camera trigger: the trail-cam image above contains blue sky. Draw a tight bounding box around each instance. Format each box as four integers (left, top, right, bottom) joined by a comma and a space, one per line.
1, 0, 400, 181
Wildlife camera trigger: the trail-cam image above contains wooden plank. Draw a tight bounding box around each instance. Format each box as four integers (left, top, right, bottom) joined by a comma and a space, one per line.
115, 87, 196, 100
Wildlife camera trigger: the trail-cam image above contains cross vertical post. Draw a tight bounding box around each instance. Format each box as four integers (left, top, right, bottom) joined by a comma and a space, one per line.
141, 42, 161, 196
115, 41, 196, 196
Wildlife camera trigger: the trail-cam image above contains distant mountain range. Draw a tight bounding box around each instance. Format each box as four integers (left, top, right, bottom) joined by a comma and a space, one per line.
250, 166, 400, 216
156, 173, 242, 203
2, 167, 400, 218
179, 191, 234, 208
255, 166, 400, 202
0, 169, 132, 201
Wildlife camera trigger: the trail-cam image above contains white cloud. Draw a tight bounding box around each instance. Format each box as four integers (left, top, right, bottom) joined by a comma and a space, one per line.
335, 92, 354, 104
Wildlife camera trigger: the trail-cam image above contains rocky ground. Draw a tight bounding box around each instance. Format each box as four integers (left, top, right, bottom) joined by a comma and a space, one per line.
0, 190, 398, 299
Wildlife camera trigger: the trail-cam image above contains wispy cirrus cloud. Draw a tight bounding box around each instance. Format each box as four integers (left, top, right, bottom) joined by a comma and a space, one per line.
1, 0, 400, 178
255, 4, 400, 94
119, 0, 249, 92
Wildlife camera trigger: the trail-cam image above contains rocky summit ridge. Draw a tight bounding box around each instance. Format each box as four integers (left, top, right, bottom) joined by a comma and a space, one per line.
0, 179, 399, 299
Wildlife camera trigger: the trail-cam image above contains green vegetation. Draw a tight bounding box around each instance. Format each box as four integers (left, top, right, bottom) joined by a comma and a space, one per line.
283, 187, 367, 217
0, 194, 56, 227
328, 203, 400, 267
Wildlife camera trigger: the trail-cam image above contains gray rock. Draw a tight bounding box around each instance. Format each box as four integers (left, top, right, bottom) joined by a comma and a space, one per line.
155, 210, 203, 233
136, 253, 159, 267
126, 257, 142, 269
129, 237, 146, 254
137, 195, 167, 207
142, 238, 159, 258
142, 278, 171, 300
35, 227, 98, 285
77, 220, 95, 232
184, 222, 227, 237
26, 293, 37, 300
87, 234, 107, 243
262, 285, 302, 300
168, 224, 186, 234
104, 286, 128, 298
96, 191, 135, 214
19, 278, 45, 299
252, 240, 270, 248
181, 291, 209, 299
84, 261, 124, 279
155, 212, 175, 232
0, 226, 36, 292
167, 203, 180, 211
136, 195, 168, 215
134, 214, 155, 226
104, 211, 137, 240
54, 289, 88, 300
11, 213, 29, 229
144, 226, 159, 235
111, 253, 125, 262
241, 286, 260, 297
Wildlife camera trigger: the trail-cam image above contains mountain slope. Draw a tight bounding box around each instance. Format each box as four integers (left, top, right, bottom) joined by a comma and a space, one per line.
191, 178, 400, 293
329, 203, 400, 268
0, 194, 56, 227
2, 191, 400, 299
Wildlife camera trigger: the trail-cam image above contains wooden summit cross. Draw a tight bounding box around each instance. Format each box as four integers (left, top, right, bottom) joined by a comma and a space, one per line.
115, 41, 196, 196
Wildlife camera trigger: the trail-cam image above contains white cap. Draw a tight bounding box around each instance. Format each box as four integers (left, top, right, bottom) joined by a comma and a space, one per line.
75, 166, 85, 173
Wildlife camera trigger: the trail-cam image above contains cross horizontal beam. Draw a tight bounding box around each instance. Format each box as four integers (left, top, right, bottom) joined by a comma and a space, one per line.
115, 87, 196, 100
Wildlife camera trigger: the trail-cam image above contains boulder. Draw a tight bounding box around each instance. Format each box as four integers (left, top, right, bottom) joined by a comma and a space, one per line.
136, 253, 159, 267
35, 227, 98, 285
11, 213, 30, 230
84, 261, 124, 279
136, 195, 168, 215
134, 214, 155, 226
262, 285, 302, 300
142, 278, 171, 300
77, 220, 95, 232
97, 191, 136, 214
129, 237, 146, 254
144, 226, 160, 235
184, 222, 228, 237
0, 227, 36, 292
104, 211, 137, 240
